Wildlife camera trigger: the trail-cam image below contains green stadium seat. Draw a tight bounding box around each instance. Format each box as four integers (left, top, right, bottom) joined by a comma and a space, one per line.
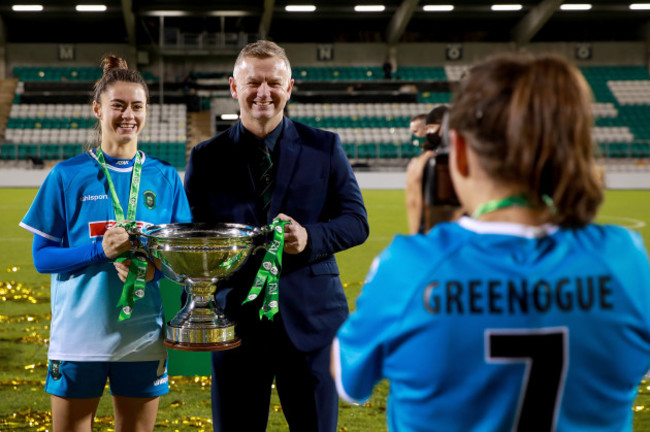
17, 144, 40, 159
631, 142, 650, 158
379, 143, 400, 158
400, 143, 420, 158
62, 144, 83, 158
356, 143, 377, 159
12, 65, 155, 82
0, 144, 18, 160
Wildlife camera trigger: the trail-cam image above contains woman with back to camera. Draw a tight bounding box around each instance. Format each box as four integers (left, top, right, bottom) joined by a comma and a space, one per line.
332, 52, 650, 431
19, 55, 191, 431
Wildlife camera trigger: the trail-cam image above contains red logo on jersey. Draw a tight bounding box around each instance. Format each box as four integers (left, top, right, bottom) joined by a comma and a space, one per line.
88, 220, 148, 238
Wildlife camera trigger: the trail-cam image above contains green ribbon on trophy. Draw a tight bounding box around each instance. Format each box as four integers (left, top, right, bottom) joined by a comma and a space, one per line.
96, 147, 148, 321
242, 218, 290, 320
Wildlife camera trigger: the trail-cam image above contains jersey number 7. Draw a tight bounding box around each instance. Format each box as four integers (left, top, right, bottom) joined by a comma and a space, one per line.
485, 327, 568, 432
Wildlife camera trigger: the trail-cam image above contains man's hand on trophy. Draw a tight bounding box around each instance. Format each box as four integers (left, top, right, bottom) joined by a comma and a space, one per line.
113, 258, 157, 282
103, 226, 132, 259
275, 213, 308, 254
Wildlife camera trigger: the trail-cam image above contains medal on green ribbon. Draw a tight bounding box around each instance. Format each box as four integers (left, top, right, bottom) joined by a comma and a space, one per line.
242, 218, 290, 320
95, 147, 148, 321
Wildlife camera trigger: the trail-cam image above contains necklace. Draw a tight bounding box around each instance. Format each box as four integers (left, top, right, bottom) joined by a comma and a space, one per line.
472, 194, 532, 219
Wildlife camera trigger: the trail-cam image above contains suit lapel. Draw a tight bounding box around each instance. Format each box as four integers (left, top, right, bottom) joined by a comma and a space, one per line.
231, 121, 256, 187
269, 118, 301, 221
228, 122, 263, 225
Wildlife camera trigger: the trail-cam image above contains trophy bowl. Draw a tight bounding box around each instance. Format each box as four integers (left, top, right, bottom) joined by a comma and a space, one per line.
138, 222, 268, 351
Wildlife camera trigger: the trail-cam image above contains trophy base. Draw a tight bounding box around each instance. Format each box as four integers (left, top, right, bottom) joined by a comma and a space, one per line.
165, 323, 241, 352
164, 338, 242, 352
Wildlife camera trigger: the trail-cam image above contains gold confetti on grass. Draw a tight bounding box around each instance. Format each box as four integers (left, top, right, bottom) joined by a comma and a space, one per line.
0, 408, 50, 430
0, 379, 44, 388
0, 408, 214, 430
0, 281, 50, 303
0, 313, 50, 324
19, 330, 49, 345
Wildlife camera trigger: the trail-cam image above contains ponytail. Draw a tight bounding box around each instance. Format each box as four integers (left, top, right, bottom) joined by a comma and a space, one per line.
449, 53, 603, 227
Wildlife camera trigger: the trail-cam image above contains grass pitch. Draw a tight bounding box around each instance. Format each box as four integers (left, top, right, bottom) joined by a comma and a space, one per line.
1, 187, 650, 431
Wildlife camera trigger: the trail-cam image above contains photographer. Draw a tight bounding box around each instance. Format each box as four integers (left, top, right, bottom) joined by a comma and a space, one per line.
405, 105, 460, 234
333, 52, 649, 432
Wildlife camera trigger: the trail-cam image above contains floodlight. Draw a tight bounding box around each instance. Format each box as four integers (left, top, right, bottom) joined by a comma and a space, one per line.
76, 5, 107, 12
285, 5, 316, 12
354, 5, 386, 12
423, 5, 454, 12
12, 5, 43, 11
491, 4, 523, 11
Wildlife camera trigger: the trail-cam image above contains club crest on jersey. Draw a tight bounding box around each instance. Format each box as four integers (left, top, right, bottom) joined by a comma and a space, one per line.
143, 190, 157, 210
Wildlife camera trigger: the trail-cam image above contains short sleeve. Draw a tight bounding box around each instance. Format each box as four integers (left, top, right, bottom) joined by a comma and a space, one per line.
20, 167, 67, 242
334, 237, 419, 403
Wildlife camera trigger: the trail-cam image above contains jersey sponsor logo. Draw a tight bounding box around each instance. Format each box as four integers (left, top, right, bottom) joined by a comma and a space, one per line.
116, 160, 130, 166
423, 275, 614, 315
88, 220, 149, 238
143, 190, 157, 210
80, 194, 109, 202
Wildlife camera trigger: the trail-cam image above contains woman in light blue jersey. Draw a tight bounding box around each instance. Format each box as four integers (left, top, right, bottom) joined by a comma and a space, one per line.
20, 55, 191, 431
333, 53, 650, 432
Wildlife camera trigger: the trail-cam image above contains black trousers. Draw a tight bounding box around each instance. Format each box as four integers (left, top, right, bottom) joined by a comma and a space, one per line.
210, 313, 338, 432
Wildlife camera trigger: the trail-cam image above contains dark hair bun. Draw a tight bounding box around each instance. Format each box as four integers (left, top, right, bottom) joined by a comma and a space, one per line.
100, 54, 128, 76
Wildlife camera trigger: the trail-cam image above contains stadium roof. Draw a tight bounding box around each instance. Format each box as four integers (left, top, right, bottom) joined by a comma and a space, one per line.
0, 0, 649, 45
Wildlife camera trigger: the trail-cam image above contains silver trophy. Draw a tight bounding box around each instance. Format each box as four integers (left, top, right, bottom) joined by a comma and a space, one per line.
136, 223, 270, 351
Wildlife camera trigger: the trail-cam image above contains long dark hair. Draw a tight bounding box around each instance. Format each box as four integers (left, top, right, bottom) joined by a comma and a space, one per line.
88, 54, 149, 150
449, 53, 603, 227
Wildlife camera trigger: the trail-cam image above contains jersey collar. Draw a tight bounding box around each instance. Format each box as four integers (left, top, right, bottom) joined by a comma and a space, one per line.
89, 149, 146, 173
457, 215, 559, 239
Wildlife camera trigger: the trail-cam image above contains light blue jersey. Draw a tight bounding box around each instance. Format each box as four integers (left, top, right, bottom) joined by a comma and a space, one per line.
20, 150, 192, 362
334, 216, 650, 432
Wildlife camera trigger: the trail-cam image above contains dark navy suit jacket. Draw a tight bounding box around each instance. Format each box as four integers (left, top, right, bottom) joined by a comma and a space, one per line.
184, 118, 369, 351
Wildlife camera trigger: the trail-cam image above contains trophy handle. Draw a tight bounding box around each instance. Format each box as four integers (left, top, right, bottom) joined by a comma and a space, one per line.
258, 224, 276, 235
123, 226, 166, 274
252, 245, 267, 255
251, 223, 277, 255
262, 224, 274, 233
125, 226, 146, 249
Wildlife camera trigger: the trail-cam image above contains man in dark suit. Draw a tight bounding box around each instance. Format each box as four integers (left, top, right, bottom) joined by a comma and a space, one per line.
184, 40, 369, 432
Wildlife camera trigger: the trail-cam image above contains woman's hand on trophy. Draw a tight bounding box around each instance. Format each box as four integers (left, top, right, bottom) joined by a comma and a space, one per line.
114, 260, 130, 282
150, 256, 162, 271
102, 226, 132, 259
275, 213, 308, 254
